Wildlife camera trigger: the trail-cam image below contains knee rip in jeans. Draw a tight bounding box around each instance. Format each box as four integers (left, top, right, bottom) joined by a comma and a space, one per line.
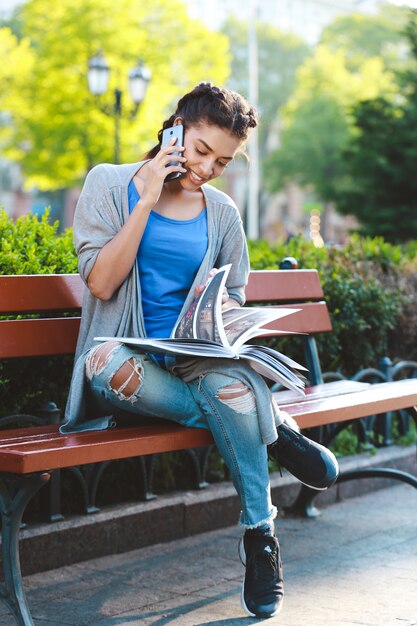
216, 381, 256, 414
85, 343, 144, 403
109, 357, 144, 403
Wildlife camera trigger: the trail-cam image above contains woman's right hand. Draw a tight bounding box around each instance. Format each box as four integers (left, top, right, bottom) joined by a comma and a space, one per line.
86, 140, 187, 301
140, 139, 187, 208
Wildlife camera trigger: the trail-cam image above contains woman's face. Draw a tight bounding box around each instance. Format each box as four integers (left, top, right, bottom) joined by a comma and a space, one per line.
178, 122, 243, 190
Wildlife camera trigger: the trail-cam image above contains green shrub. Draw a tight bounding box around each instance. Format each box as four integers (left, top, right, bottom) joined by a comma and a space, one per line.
0, 209, 77, 417
0, 209, 77, 274
248, 234, 415, 376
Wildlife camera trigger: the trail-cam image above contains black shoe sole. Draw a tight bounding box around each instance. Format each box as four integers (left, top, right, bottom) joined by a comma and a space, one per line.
296, 472, 338, 491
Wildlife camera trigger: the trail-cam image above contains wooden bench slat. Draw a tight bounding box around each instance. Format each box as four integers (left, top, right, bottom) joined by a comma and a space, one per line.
0, 302, 331, 360
0, 318, 81, 358
0, 271, 324, 314
261, 302, 332, 334
0, 424, 215, 474
285, 379, 417, 429
0, 380, 415, 474
0, 274, 84, 313
275, 380, 371, 406
246, 269, 324, 301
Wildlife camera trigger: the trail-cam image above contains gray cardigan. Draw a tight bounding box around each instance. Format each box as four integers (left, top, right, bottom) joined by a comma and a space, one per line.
62, 161, 278, 444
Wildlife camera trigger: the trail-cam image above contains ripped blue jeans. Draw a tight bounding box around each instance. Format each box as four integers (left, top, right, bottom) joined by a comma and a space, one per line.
85, 341, 278, 529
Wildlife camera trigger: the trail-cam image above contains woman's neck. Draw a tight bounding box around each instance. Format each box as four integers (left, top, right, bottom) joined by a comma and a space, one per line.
156, 183, 205, 220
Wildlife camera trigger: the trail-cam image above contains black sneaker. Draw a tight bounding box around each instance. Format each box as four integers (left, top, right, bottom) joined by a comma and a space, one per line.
268, 422, 339, 491
239, 530, 284, 618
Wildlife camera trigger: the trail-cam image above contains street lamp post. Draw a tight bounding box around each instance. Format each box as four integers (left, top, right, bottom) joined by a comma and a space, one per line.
87, 53, 151, 164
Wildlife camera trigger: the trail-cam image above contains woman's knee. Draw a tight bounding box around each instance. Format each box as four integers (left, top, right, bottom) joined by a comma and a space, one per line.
85, 341, 121, 379
85, 342, 145, 402
204, 373, 257, 414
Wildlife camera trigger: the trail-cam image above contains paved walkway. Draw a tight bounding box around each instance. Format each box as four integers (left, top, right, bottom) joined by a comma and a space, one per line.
1, 484, 416, 626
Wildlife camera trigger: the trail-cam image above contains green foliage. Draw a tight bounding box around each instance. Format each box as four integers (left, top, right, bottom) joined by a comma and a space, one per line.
330, 425, 360, 458
0, 209, 77, 274
0, 210, 77, 417
329, 12, 417, 242
0, 0, 229, 189
336, 94, 417, 242
264, 6, 406, 218
320, 4, 410, 70
265, 94, 351, 202
395, 419, 417, 447
248, 234, 414, 375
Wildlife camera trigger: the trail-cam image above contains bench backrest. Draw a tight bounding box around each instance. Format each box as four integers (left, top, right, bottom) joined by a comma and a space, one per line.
0, 272, 332, 372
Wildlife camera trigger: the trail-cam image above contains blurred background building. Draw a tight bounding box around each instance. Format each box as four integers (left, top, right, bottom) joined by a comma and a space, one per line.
184, 0, 380, 42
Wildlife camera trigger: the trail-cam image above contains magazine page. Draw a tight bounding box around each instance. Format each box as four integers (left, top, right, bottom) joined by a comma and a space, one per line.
192, 267, 230, 343
172, 296, 199, 339
93, 336, 235, 358
222, 306, 269, 327
224, 307, 301, 351
172, 264, 231, 342
239, 345, 306, 394
242, 343, 308, 372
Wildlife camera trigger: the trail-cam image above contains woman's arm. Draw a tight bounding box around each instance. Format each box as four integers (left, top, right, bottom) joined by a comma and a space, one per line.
86, 198, 152, 300
85, 141, 187, 301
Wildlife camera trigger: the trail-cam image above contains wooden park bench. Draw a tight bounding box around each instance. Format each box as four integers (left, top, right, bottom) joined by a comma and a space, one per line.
0, 270, 416, 625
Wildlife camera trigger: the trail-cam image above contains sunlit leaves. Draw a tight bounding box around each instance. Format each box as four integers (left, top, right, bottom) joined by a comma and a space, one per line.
0, 0, 229, 189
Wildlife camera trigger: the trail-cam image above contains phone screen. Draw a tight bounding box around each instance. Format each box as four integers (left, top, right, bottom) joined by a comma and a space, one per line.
161, 125, 184, 180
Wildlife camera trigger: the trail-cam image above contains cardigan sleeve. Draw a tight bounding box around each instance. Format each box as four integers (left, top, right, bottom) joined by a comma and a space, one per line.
73, 165, 123, 285
215, 203, 250, 306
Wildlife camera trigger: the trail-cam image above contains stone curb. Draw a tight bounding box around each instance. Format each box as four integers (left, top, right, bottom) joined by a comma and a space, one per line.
11, 444, 417, 576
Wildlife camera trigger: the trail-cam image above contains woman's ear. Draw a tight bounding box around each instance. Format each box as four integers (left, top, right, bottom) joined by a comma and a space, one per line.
173, 117, 183, 126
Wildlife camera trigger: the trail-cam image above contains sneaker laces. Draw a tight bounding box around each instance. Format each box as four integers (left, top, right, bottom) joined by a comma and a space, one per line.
276, 424, 309, 455
250, 548, 279, 584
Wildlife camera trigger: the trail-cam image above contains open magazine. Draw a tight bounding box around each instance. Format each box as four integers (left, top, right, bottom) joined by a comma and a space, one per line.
95, 264, 307, 394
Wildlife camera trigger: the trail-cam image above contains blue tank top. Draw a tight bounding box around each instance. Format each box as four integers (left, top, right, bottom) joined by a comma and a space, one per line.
128, 180, 208, 338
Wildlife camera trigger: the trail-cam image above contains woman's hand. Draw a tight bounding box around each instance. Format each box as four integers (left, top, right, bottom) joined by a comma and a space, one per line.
140, 139, 187, 209
194, 269, 238, 310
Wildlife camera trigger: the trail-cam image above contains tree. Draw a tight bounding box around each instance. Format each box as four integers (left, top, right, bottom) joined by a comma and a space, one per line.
0, 0, 229, 190
265, 43, 397, 206
320, 3, 409, 70
334, 14, 417, 243
265, 94, 350, 204
335, 95, 417, 242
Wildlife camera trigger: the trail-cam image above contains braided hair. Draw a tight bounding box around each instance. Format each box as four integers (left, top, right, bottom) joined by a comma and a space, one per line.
145, 82, 258, 159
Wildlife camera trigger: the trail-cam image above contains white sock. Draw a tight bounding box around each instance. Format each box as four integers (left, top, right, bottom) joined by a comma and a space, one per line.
279, 410, 300, 433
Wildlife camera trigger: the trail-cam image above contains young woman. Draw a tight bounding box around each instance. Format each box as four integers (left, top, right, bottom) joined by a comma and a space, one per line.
63, 82, 338, 619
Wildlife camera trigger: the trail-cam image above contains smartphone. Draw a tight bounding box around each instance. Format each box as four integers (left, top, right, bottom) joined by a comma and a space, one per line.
161, 124, 184, 180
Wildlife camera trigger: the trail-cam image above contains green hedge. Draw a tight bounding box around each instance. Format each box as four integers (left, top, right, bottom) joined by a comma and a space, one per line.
248, 234, 417, 375
0, 209, 77, 275
0, 210, 77, 416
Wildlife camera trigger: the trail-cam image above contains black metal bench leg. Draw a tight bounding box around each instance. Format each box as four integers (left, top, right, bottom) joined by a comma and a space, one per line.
336, 467, 417, 488
0, 472, 50, 626
286, 466, 417, 519
284, 484, 322, 518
